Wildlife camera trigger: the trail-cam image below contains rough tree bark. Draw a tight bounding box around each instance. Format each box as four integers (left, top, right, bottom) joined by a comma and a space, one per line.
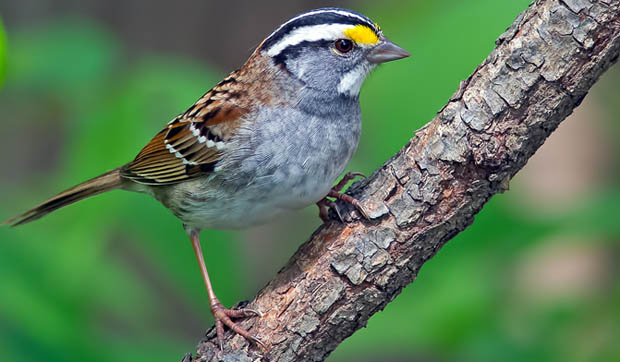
186, 0, 620, 361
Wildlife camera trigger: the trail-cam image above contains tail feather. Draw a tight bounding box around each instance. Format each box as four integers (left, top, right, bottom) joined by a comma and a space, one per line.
3, 168, 124, 227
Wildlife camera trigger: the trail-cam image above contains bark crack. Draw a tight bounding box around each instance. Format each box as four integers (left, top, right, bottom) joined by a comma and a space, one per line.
186, 1, 620, 361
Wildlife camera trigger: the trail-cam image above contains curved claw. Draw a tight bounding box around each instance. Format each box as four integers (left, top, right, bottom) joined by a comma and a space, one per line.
317, 198, 330, 223
349, 197, 371, 220
211, 302, 264, 351
317, 171, 369, 223
328, 201, 344, 222
327, 190, 370, 221
348, 171, 367, 179
333, 172, 367, 192
250, 336, 267, 350
243, 307, 263, 318
317, 197, 343, 223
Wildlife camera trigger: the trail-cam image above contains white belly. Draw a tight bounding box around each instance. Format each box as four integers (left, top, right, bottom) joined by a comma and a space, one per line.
173, 183, 328, 230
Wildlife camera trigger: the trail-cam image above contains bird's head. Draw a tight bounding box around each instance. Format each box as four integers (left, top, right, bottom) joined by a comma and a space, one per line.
259, 8, 410, 98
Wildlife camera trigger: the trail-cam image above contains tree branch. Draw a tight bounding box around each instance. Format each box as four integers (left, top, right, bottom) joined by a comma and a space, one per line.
188, 0, 620, 360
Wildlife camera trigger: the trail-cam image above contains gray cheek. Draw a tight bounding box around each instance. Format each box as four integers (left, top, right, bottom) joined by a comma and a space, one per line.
286, 47, 362, 93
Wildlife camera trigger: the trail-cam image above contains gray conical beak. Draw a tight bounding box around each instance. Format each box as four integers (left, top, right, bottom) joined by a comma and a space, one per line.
367, 37, 410, 64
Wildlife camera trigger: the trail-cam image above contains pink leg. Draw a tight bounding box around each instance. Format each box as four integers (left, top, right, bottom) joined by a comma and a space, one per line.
189, 229, 264, 350
332, 172, 366, 192
316, 172, 369, 222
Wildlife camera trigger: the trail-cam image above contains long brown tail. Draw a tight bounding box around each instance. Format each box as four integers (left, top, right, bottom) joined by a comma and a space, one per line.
3, 168, 124, 227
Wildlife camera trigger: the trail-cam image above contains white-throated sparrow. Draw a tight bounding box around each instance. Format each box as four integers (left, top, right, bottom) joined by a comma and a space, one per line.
4, 8, 409, 347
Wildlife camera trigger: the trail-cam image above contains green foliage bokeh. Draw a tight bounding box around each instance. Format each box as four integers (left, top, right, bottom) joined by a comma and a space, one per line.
0, 17, 7, 88
0, 2, 619, 362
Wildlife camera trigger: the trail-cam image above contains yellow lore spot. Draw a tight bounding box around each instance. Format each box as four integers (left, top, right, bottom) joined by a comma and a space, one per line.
344, 25, 379, 45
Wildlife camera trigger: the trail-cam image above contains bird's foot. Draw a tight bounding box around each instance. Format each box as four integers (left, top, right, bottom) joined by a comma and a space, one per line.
327, 189, 370, 220
210, 300, 265, 350
333, 172, 366, 193
317, 172, 369, 222
317, 197, 342, 222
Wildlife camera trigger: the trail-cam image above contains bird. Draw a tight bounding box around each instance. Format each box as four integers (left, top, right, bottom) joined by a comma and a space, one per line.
3, 7, 409, 348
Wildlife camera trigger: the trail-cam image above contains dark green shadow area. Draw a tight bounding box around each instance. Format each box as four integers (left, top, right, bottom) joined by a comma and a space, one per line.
0, 17, 7, 88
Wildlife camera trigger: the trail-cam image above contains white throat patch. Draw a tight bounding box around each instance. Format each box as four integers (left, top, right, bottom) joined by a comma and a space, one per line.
337, 63, 374, 96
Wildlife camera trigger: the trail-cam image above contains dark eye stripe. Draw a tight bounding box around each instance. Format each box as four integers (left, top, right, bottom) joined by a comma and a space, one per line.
270, 40, 332, 65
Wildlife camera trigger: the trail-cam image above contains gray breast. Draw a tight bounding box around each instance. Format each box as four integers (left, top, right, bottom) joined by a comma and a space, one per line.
220, 93, 362, 208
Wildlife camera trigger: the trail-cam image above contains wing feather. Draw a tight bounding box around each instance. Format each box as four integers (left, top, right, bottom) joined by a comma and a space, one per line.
121, 76, 248, 185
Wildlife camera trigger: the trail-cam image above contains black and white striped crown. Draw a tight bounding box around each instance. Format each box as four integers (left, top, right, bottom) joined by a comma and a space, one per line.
261, 8, 382, 57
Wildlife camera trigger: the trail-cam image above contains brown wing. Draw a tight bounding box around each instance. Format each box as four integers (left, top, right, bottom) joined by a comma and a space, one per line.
121, 75, 248, 185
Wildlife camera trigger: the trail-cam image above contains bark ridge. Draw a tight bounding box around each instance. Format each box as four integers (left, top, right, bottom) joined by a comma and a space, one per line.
190, 1, 620, 361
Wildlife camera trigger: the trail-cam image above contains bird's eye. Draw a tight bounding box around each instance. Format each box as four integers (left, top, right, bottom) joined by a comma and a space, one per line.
334, 39, 353, 53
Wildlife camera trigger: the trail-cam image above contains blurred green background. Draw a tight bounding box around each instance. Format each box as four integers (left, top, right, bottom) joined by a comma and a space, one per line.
1, 1, 619, 361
